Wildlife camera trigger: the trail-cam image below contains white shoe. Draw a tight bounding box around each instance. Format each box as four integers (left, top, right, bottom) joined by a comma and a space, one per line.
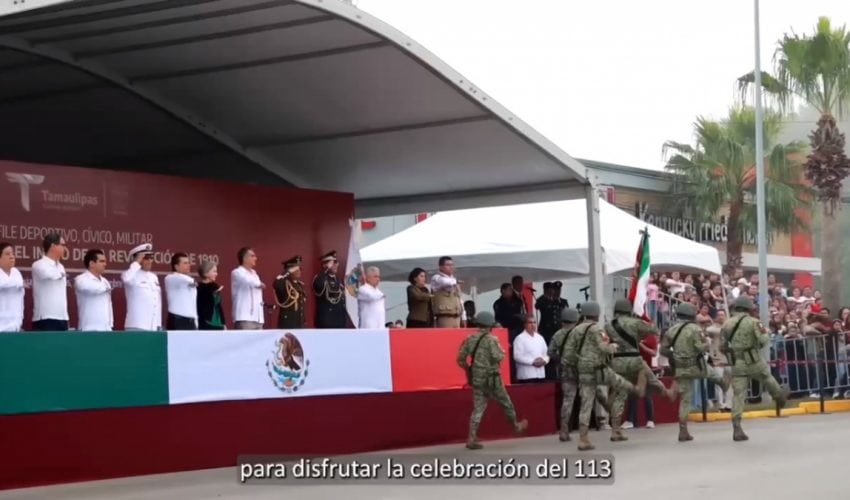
844, 390, 850, 398
833, 392, 841, 399
809, 393, 820, 399
622, 421, 634, 429
600, 423, 612, 430
646, 421, 655, 429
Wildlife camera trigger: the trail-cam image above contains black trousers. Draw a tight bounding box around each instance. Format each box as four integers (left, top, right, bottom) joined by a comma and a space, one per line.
406, 319, 432, 328
167, 313, 197, 330
32, 319, 69, 331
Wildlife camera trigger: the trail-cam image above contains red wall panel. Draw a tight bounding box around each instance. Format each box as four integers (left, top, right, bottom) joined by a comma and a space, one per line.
0, 160, 353, 329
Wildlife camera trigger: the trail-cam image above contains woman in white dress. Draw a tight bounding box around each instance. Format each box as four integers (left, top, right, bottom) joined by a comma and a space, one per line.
0, 243, 25, 332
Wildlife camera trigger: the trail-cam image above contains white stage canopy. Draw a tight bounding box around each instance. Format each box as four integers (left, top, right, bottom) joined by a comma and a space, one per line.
361, 199, 722, 291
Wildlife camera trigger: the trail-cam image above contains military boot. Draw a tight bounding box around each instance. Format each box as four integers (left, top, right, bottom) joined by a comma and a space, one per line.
678, 421, 693, 442
775, 386, 790, 410
578, 425, 595, 451
732, 416, 749, 442
558, 429, 571, 442
514, 418, 529, 435
466, 420, 482, 449
610, 417, 628, 442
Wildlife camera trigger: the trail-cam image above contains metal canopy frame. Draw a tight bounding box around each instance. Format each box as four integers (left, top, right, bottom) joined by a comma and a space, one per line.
0, 0, 606, 312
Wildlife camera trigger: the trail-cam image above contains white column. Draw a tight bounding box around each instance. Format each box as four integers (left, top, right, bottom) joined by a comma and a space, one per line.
585, 182, 606, 323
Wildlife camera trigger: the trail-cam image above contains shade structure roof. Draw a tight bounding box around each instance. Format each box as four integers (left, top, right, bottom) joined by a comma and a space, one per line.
360, 198, 723, 292
0, 0, 589, 217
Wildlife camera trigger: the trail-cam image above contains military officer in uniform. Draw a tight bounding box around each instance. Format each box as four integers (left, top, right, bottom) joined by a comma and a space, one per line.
605, 298, 677, 439
661, 302, 731, 442
273, 256, 306, 329
312, 251, 348, 328
538, 282, 567, 380
563, 301, 640, 451
457, 311, 529, 450
122, 243, 162, 331
722, 296, 789, 441
548, 308, 612, 442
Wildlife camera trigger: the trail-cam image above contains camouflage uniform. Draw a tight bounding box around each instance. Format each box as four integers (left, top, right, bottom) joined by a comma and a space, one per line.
721, 296, 788, 441
563, 302, 636, 451
457, 311, 528, 449
661, 303, 729, 441
605, 299, 676, 439
548, 308, 610, 442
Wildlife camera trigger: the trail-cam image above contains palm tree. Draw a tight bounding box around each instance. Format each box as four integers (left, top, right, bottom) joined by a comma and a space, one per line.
738, 17, 850, 312
663, 107, 811, 272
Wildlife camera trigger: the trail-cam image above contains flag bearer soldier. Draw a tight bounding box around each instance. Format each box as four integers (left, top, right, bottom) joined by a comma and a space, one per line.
274, 256, 306, 329
563, 301, 640, 451
457, 311, 529, 450
605, 298, 677, 440
312, 251, 347, 328
661, 302, 731, 442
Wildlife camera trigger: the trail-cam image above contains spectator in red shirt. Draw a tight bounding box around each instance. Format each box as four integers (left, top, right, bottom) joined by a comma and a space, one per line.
624, 330, 659, 429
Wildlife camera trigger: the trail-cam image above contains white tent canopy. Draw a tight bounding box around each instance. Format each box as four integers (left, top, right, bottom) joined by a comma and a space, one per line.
361, 199, 722, 292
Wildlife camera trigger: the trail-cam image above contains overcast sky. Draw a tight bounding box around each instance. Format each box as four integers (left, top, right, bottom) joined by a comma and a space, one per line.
356, 0, 850, 171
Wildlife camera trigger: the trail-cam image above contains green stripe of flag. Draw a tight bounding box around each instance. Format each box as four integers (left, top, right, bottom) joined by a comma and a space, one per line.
0, 332, 168, 415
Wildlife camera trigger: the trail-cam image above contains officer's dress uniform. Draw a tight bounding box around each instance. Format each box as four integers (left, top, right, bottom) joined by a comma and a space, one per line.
274, 256, 306, 329
312, 251, 347, 328
122, 245, 162, 331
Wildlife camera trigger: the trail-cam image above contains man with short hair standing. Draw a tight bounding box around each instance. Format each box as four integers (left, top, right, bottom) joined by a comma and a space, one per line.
32, 233, 69, 331
357, 266, 385, 329
274, 256, 306, 329
122, 243, 162, 331
75, 249, 113, 331
431, 256, 465, 328
513, 315, 549, 383
165, 252, 198, 330
232, 247, 265, 330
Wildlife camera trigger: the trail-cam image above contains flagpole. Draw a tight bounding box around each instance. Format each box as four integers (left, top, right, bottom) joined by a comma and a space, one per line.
754, 0, 769, 328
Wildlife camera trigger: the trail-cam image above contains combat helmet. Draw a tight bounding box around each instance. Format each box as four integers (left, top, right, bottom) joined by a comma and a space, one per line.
561, 308, 579, 323
676, 302, 697, 319
614, 298, 633, 314
732, 296, 756, 312
474, 311, 497, 328
580, 301, 600, 318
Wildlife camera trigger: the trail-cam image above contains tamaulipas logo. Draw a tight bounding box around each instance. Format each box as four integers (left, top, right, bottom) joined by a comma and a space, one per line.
266, 332, 309, 393
6, 173, 45, 212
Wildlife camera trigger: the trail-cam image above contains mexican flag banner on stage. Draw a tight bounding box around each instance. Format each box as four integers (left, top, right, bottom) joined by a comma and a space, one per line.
344, 218, 363, 327
167, 330, 393, 405
628, 228, 651, 321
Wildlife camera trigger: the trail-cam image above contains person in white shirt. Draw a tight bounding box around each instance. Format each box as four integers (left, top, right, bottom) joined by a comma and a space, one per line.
357, 266, 386, 329
232, 246, 265, 330
430, 256, 466, 327
74, 249, 113, 331
0, 242, 25, 332
165, 252, 198, 330
31, 232, 69, 331
122, 243, 162, 331
512, 316, 549, 383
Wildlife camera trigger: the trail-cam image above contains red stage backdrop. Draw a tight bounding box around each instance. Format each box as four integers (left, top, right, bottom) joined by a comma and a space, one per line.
0, 160, 353, 330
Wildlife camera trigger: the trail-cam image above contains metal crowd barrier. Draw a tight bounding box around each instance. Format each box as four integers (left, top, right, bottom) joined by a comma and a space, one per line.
685, 331, 850, 419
